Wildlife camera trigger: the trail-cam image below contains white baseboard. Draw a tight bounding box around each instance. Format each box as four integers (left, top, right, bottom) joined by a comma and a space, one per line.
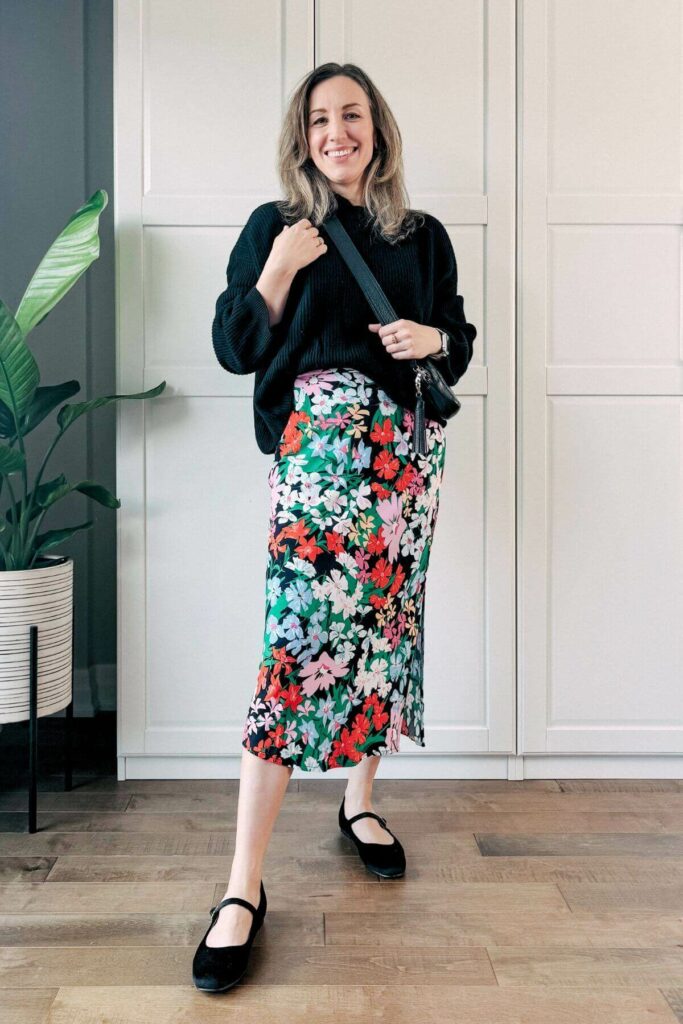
117, 752, 683, 781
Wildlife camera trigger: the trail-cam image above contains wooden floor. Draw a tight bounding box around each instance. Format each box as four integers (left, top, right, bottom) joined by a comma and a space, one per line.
1, 716, 683, 1022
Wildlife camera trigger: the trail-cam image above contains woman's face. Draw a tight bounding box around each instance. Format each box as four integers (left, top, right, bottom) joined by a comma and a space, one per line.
306, 75, 376, 203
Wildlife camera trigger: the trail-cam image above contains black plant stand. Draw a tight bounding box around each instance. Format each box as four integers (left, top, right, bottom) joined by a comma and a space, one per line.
26, 591, 74, 833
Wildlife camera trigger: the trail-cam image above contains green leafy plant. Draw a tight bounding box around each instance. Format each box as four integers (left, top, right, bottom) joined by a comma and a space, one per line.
0, 189, 165, 571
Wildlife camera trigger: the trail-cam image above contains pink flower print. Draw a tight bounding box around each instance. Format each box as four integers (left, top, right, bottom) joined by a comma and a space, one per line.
299, 651, 351, 697
382, 620, 402, 651
354, 548, 372, 583
385, 701, 404, 752
376, 492, 407, 563
318, 410, 352, 431
295, 368, 345, 396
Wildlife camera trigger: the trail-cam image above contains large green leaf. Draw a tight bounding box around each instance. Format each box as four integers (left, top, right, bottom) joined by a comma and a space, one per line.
5, 475, 120, 525
0, 299, 40, 422
5, 474, 68, 523
0, 380, 81, 440
0, 397, 18, 438
72, 481, 120, 509
0, 443, 26, 474
57, 380, 166, 432
15, 190, 108, 338
32, 520, 94, 561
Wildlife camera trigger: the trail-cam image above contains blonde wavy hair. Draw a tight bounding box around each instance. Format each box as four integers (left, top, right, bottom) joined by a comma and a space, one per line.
275, 63, 426, 244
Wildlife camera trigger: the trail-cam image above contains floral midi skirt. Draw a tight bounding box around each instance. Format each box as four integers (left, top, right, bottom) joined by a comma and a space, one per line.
242, 366, 447, 773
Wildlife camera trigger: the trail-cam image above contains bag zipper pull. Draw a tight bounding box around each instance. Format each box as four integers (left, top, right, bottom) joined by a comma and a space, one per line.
413, 365, 427, 456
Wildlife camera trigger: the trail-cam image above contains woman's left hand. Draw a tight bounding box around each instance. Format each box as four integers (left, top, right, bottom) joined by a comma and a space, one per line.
368, 320, 441, 360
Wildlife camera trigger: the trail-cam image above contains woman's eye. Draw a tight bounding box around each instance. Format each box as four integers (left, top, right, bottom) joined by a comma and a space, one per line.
312, 113, 359, 125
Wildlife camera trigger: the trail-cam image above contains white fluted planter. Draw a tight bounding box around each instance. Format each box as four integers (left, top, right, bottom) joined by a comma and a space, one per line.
0, 555, 73, 724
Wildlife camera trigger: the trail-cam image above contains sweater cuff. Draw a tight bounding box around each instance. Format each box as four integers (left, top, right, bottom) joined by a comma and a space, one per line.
436, 326, 474, 386
224, 285, 279, 373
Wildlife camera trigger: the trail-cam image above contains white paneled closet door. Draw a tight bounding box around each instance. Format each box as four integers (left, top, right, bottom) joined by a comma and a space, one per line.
114, 0, 516, 779
519, 0, 683, 760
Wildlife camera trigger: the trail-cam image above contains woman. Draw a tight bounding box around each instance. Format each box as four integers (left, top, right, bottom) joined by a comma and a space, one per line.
193, 62, 476, 993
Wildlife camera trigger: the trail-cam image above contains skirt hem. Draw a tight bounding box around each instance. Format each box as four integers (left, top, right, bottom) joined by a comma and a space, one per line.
241, 732, 426, 774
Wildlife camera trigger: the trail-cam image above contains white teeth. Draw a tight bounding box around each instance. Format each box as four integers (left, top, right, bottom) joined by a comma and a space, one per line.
326, 147, 357, 158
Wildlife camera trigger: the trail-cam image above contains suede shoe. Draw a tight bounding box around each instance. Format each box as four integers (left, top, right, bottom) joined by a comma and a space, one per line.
192, 880, 266, 993
339, 796, 406, 878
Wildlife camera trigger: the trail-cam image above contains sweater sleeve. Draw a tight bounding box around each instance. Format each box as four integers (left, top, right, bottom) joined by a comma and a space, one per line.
211, 209, 284, 375
427, 218, 477, 387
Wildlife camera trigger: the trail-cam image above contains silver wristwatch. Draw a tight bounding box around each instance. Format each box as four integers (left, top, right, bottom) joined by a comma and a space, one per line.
434, 329, 450, 359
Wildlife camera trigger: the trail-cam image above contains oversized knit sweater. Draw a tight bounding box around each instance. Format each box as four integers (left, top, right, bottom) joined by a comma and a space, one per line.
211, 192, 477, 454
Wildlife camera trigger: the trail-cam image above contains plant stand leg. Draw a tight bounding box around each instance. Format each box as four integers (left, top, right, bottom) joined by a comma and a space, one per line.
64, 591, 74, 792
28, 625, 38, 834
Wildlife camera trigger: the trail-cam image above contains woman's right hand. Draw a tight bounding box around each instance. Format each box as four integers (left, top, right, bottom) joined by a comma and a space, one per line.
268, 219, 328, 276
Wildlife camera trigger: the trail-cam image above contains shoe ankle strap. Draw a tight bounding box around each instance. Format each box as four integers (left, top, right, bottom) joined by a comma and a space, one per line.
210, 895, 257, 919
346, 809, 388, 828
210, 881, 264, 920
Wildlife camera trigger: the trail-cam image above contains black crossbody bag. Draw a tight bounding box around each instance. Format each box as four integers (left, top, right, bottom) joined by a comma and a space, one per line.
322, 214, 461, 455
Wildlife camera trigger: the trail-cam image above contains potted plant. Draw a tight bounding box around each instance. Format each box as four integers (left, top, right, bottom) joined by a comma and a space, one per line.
0, 189, 164, 825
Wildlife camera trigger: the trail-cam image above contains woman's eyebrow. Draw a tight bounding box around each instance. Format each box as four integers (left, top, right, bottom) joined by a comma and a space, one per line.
309, 102, 362, 115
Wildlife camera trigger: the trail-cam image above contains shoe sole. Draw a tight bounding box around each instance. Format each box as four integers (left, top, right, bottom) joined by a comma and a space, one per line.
339, 826, 406, 878
193, 968, 247, 994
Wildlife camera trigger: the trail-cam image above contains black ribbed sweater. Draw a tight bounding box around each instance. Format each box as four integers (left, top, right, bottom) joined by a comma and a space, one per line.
211, 193, 477, 454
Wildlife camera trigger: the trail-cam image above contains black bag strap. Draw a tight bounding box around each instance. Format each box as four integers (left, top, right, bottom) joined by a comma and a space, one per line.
322, 215, 398, 327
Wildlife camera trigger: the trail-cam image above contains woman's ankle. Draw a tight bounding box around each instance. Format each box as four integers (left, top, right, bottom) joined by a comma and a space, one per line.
343, 788, 374, 813
225, 865, 262, 899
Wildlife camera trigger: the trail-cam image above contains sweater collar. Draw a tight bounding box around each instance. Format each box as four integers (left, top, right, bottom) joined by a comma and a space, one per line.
333, 191, 367, 214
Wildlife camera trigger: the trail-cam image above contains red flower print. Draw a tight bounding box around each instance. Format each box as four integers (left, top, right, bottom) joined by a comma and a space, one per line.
370, 417, 395, 444
370, 557, 392, 588
282, 519, 309, 543
366, 529, 386, 555
281, 683, 304, 712
273, 646, 298, 672
268, 529, 290, 559
369, 593, 388, 609
350, 712, 371, 742
252, 737, 281, 761
396, 463, 420, 493
373, 449, 400, 480
280, 410, 310, 456
269, 722, 288, 748
270, 518, 309, 560
372, 705, 390, 731
363, 694, 378, 712
295, 534, 324, 562
328, 714, 371, 766
326, 530, 345, 554
371, 480, 392, 499
264, 676, 284, 704
389, 563, 406, 595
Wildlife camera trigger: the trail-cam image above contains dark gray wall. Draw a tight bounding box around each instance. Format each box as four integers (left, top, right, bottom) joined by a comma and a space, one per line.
0, 0, 115, 711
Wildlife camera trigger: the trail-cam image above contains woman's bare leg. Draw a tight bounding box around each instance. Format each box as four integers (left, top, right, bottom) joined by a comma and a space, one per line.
342, 753, 394, 845
206, 747, 293, 947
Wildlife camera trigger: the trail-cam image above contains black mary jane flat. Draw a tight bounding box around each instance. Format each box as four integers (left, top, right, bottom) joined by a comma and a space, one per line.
192, 881, 267, 993
338, 796, 406, 878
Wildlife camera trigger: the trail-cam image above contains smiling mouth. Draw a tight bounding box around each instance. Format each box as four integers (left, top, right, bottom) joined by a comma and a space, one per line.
325, 147, 358, 159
